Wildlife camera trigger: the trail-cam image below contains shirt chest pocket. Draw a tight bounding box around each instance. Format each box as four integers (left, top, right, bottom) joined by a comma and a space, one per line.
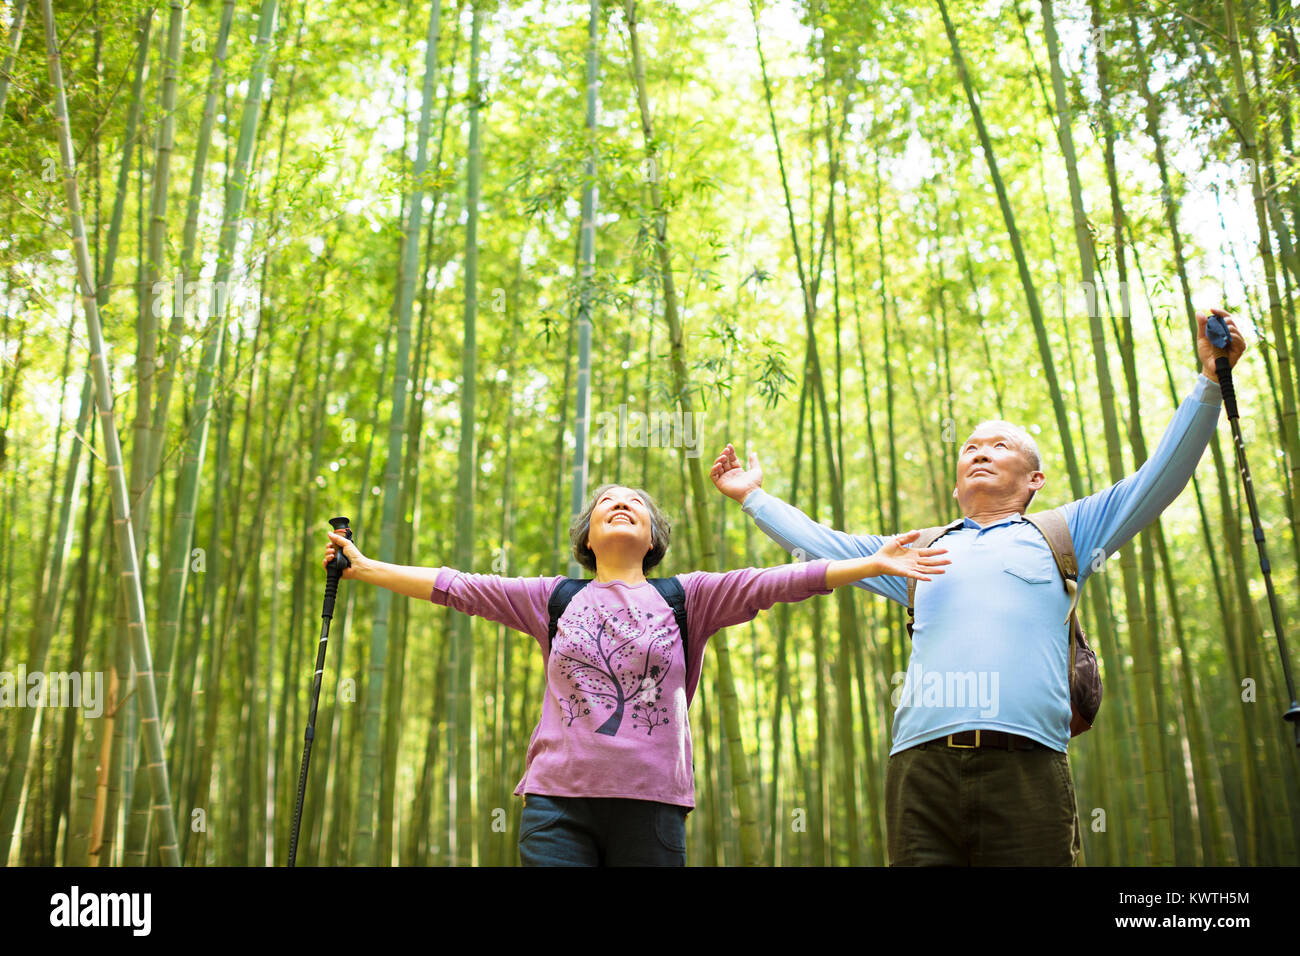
1001, 551, 1058, 585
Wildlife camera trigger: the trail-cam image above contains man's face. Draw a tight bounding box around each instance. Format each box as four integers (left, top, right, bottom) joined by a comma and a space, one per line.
587, 486, 652, 558
953, 426, 1044, 513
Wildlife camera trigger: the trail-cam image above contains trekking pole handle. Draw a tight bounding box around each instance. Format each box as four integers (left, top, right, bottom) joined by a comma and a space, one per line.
323, 516, 352, 619
1205, 314, 1239, 420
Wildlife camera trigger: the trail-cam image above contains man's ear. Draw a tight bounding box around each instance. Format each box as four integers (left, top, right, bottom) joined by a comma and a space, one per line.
1029, 471, 1046, 491
952, 485, 958, 500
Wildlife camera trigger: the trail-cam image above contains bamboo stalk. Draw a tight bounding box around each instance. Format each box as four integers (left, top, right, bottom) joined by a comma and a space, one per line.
40, 0, 181, 866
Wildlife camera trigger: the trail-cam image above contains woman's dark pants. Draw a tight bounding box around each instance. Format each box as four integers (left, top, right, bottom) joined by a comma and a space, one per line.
518, 793, 689, 866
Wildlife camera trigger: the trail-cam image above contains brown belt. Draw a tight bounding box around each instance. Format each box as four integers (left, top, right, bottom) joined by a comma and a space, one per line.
913, 730, 1045, 751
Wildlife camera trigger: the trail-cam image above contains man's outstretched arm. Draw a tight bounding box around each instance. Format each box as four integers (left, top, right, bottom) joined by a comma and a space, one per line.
1064, 309, 1246, 584
710, 443, 911, 605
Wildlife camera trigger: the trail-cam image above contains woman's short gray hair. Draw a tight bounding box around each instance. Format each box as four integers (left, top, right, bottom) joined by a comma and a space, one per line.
569, 483, 672, 574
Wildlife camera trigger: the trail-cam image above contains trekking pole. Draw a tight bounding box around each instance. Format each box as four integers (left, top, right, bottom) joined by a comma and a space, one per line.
287, 516, 353, 865
1206, 314, 1300, 747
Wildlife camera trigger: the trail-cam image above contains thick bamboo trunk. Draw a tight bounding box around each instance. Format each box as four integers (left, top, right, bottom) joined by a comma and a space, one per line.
0, 0, 26, 128
625, 0, 762, 865
449, 0, 483, 867
40, 0, 181, 866
567, 0, 601, 573
1039, 0, 1171, 864
122, 0, 187, 865
174, 0, 280, 864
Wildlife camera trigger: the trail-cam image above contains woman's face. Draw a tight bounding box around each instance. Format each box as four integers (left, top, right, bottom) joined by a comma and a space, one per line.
586, 486, 652, 563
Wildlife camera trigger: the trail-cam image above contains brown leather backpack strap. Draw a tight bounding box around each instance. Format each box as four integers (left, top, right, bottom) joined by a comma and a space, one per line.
1023, 509, 1081, 625
1024, 509, 1082, 683
1017, 510, 1102, 736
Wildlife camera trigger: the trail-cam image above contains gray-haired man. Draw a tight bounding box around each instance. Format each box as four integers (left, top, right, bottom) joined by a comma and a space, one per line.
710, 309, 1245, 865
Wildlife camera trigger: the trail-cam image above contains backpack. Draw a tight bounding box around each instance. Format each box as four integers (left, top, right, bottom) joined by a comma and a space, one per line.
904, 509, 1102, 736
546, 576, 690, 667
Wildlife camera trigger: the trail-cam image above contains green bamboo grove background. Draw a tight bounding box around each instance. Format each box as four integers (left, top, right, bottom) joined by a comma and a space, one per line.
1, 0, 1298, 866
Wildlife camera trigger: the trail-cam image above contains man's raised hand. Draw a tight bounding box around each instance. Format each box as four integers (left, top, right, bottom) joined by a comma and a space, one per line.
1197, 308, 1247, 381
710, 442, 764, 504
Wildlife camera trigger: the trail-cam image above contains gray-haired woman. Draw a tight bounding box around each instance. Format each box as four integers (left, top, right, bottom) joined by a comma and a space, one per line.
324, 482, 947, 865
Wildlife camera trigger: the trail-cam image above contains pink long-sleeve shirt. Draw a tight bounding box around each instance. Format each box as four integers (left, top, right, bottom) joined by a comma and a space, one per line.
429, 560, 832, 808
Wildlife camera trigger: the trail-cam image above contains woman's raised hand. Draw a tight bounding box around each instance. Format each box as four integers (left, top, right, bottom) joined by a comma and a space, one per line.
871, 530, 951, 582
823, 531, 952, 588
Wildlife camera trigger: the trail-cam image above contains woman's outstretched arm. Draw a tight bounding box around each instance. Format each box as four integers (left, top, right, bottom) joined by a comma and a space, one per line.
680, 533, 949, 643
324, 530, 558, 643
324, 530, 438, 600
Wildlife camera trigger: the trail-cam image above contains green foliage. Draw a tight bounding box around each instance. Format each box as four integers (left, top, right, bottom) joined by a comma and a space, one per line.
2, 0, 1297, 866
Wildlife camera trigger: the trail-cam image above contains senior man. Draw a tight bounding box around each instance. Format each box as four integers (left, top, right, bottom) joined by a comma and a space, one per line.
710, 309, 1246, 865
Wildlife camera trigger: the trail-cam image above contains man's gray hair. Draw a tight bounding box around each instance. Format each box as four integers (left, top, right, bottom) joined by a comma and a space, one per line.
967, 420, 1042, 472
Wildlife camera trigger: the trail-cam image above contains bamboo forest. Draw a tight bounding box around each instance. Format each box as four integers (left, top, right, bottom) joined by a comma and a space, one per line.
2, 0, 1299, 871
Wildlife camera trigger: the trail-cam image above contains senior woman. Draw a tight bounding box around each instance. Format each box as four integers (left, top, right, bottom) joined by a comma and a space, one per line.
323, 482, 948, 866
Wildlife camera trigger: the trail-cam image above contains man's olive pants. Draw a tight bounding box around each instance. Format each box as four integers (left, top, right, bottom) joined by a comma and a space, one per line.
886, 737, 1082, 866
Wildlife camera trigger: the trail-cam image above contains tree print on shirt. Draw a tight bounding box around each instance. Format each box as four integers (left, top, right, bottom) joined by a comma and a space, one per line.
551, 604, 677, 736
559, 695, 590, 726
631, 697, 670, 735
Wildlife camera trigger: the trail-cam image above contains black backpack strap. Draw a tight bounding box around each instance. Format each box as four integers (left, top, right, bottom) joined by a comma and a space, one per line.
547, 576, 689, 664
546, 578, 591, 655
649, 577, 689, 664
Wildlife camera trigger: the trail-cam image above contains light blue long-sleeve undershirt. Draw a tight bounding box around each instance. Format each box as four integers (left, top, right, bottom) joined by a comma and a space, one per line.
742, 374, 1223, 753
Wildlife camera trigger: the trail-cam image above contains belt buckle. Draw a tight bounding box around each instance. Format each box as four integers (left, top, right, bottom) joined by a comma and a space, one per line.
947, 730, 979, 749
